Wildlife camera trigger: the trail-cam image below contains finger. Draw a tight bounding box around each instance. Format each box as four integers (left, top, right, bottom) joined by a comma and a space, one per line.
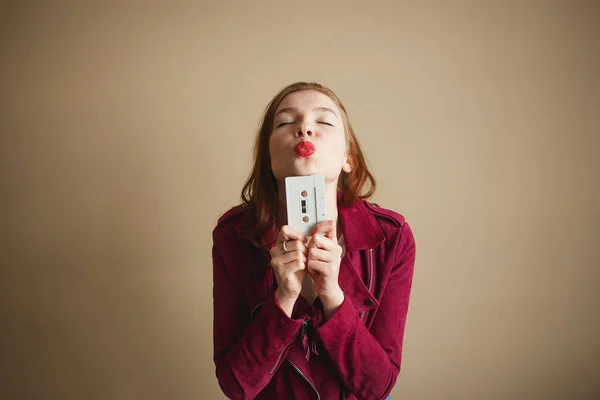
281, 256, 307, 276
282, 239, 308, 254
280, 249, 308, 266
309, 232, 338, 251
270, 237, 307, 260
277, 225, 306, 244
271, 239, 308, 259
308, 247, 341, 263
307, 259, 329, 275
271, 251, 306, 273
311, 220, 336, 240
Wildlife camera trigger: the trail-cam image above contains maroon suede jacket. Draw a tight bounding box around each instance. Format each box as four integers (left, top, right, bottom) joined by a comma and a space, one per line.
212, 197, 416, 400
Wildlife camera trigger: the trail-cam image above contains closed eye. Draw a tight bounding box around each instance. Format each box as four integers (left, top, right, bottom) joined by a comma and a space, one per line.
276, 122, 293, 128
318, 122, 334, 126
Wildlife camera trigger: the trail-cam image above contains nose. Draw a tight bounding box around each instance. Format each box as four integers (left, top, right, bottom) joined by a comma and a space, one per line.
296, 125, 313, 138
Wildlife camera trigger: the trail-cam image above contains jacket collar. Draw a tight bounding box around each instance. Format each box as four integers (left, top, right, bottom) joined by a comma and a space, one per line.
235, 192, 385, 251
338, 194, 385, 251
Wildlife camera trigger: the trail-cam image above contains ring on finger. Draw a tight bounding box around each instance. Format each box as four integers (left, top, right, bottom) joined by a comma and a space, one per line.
282, 240, 289, 253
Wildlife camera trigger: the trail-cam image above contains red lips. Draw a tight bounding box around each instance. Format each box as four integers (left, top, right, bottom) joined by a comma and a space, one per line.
295, 141, 316, 157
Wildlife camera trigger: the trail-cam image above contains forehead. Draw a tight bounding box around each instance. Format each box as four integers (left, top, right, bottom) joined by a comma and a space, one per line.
276, 90, 340, 114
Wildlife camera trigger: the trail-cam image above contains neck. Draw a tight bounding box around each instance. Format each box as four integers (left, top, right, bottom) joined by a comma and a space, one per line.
277, 178, 339, 232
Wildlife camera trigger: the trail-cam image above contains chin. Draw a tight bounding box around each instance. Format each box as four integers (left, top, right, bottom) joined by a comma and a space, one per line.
284, 171, 314, 178
272, 168, 313, 181
292, 167, 319, 177
273, 159, 328, 180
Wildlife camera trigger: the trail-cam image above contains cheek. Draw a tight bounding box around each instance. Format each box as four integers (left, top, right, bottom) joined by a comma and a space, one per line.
268, 139, 275, 158
268, 134, 280, 157
323, 137, 347, 160
268, 136, 287, 173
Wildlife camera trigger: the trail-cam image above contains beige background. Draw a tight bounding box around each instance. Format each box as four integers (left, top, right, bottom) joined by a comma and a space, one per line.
1, 1, 599, 399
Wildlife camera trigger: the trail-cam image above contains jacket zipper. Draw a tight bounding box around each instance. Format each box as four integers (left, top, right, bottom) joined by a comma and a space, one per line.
368, 248, 374, 292
360, 249, 374, 322
287, 358, 321, 400
250, 301, 265, 321
268, 319, 307, 375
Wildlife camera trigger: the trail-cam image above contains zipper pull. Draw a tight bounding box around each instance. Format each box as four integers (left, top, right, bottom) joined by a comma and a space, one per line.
301, 320, 310, 361
311, 339, 320, 356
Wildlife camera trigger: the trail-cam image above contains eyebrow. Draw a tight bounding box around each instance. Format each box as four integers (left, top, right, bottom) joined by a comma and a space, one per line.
274, 106, 339, 119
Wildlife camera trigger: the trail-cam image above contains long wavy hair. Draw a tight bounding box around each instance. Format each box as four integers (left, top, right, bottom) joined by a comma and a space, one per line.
240, 82, 376, 248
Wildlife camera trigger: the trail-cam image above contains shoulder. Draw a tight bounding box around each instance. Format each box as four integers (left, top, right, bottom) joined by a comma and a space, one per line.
363, 200, 415, 247
212, 204, 248, 242
216, 204, 246, 227
363, 200, 406, 227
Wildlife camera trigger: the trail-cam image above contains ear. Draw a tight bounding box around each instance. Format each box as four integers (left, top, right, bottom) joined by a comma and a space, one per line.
342, 155, 353, 173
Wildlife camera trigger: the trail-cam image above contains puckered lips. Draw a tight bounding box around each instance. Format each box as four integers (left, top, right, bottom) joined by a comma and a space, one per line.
294, 141, 316, 157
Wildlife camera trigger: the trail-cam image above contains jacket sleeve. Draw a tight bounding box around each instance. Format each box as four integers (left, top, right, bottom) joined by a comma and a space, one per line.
315, 221, 416, 400
212, 239, 306, 400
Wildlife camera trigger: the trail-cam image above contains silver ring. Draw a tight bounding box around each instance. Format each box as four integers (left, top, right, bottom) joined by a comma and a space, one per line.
282, 240, 289, 253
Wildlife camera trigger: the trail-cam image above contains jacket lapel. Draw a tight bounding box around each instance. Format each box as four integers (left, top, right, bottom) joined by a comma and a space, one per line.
337, 198, 385, 251
337, 199, 386, 313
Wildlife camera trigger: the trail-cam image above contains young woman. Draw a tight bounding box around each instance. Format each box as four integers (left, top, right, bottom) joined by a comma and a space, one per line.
212, 82, 416, 400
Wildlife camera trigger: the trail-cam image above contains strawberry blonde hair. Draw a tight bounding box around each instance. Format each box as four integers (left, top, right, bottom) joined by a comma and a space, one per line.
240, 82, 376, 248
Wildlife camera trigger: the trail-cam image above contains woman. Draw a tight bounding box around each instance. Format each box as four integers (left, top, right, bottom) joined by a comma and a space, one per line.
212, 82, 416, 400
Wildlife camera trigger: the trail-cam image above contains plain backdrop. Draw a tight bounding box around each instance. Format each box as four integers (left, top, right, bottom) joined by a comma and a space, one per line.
1, 1, 599, 399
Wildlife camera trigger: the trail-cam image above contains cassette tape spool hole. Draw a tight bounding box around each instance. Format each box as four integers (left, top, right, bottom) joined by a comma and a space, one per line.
300, 190, 309, 218
301, 195, 308, 222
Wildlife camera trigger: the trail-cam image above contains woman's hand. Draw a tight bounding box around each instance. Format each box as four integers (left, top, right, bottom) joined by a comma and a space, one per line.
270, 225, 308, 318
308, 221, 345, 319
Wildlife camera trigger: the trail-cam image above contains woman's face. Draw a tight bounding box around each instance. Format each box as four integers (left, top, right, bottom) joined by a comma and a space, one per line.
269, 90, 352, 183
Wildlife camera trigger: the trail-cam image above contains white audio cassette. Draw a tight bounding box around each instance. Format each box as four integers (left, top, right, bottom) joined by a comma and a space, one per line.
284, 175, 326, 237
